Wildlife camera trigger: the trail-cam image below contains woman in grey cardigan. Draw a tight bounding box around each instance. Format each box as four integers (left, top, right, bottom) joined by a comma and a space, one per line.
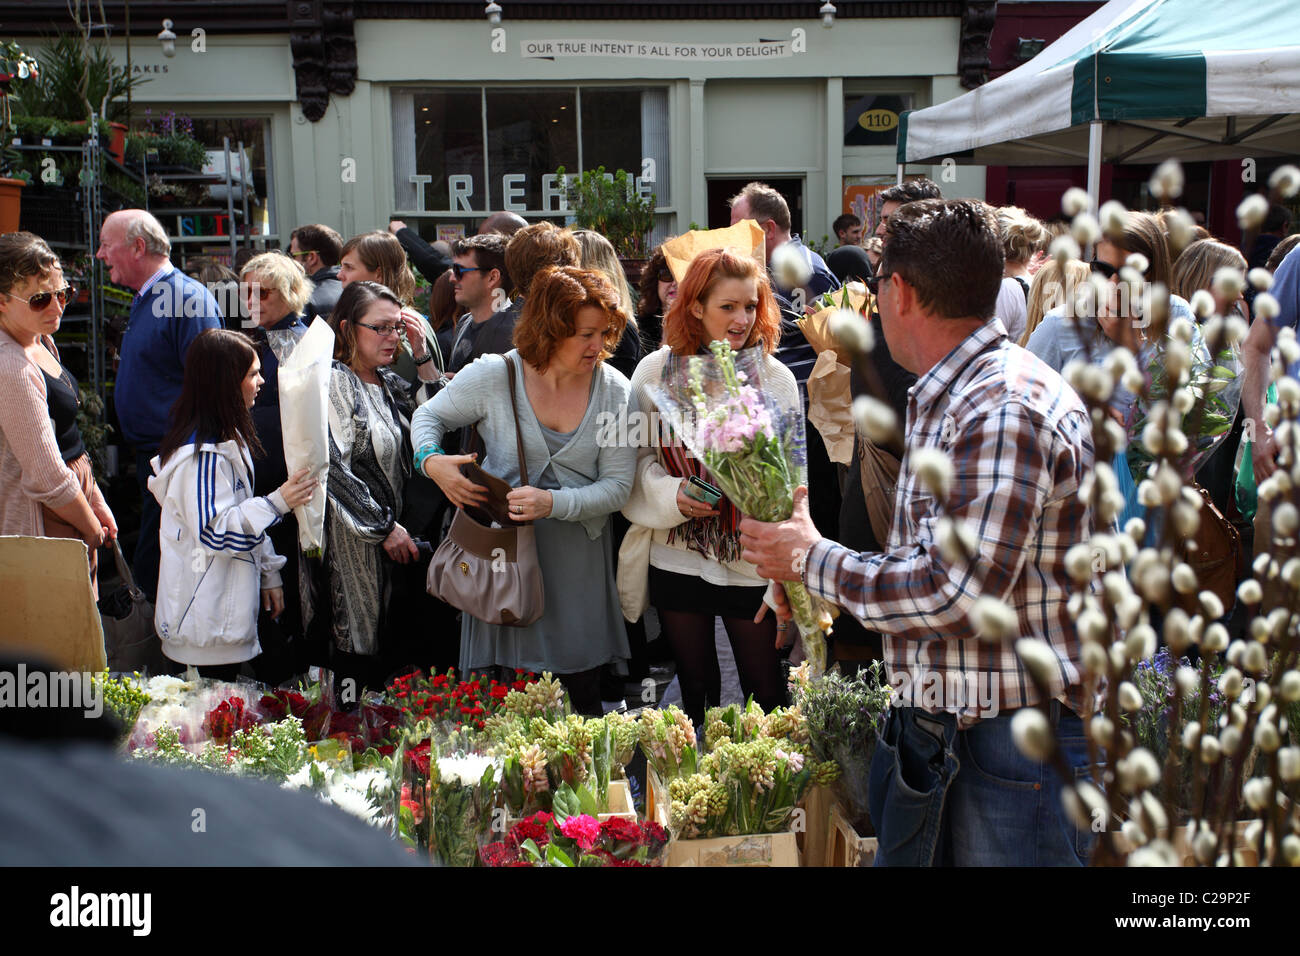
411, 266, 636, 713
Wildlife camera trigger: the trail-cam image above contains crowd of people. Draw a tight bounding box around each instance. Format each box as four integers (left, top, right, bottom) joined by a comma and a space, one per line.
2, 174, 1298, 866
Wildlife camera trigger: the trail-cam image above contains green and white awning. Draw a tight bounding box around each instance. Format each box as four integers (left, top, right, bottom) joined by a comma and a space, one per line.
898, 0, 1300, 167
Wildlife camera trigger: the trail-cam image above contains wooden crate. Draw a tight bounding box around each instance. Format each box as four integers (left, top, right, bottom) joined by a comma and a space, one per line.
797, 785, 833, 868
826, 801, 877, 867
666, 831, 801, 868
599, 779, 637, 823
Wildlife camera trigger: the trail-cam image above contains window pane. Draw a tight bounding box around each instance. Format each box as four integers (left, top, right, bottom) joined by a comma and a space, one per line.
409, 89, 485, 212
843, 93, 912, 147
582, 88, 669, 206
486, 89, 577, 212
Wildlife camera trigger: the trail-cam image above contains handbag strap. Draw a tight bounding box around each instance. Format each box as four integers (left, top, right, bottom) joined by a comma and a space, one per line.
504, 354, 529, 487
111, 538, 147, 602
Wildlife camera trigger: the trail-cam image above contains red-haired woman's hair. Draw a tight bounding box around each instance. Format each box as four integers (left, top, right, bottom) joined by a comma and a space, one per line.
514, 266, 628, 372
662, 248, 780, 356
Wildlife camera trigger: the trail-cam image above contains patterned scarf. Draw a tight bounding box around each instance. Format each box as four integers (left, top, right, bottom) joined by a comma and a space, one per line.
660, 350, 743, 563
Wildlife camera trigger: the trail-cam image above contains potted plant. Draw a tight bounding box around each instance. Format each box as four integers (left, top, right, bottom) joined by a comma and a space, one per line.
130, 110, 207, 173
0, 40, 41, 230
555, 164, 656, 282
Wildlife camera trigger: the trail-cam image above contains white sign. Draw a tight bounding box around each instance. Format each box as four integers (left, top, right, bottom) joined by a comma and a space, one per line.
521, 38, 796, 61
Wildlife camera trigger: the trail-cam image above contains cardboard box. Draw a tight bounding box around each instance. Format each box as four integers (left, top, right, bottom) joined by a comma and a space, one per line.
667, 831, 801, 868
826, 801, 877, 867
0, 536, 105, 672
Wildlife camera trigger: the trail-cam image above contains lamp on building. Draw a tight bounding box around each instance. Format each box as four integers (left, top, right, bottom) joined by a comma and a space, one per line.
158, 19, 177, 57
485, 2, 503, 23
1016, 37, 1047, 62
820, 2, 837, 28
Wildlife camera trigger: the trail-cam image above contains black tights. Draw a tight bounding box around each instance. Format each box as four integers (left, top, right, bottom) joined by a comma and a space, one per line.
656, 609, 785, 730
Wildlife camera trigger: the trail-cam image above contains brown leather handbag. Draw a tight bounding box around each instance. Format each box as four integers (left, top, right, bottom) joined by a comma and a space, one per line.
426, 356, 545, 627
1187, 484, 1241, 612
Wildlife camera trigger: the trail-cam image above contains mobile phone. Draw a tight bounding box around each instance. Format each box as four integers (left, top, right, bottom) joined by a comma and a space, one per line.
684, 475, 722, 506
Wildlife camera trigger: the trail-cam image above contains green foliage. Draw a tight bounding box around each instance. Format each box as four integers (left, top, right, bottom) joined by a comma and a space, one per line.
9, 33, 142, 124
555, 164, 656, 257
76, 387, 112, 484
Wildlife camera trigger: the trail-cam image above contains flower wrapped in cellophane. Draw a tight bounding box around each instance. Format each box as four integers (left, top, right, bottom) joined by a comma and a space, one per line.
428, 753, 501, 868
649, 340, 834, 674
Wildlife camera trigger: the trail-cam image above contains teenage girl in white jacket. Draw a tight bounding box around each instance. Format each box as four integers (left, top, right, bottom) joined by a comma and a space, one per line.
149, 329, 316, 679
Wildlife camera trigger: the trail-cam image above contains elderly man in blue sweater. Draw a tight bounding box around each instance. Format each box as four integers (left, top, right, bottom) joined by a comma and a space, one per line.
96, 209, 222, 602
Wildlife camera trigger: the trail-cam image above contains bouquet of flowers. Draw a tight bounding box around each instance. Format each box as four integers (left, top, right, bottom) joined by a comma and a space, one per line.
638, 705, 699, 782
480, 786, 670, 867
92, 671, 151, 743
670, 737, 823, 838
428, 754, 501, 867
650, 340, 834, 674
793, 662, 892, 834
282, 758, 393, 830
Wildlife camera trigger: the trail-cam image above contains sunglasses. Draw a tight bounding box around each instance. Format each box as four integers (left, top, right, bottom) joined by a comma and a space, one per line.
451, 263, 481, 279
356, 320, 401, 338
289, 250, 312, 260
656, 268, 676, 284
863, 273, 883, 295
1, 285, 76, 310
1089, 259, 1119, 280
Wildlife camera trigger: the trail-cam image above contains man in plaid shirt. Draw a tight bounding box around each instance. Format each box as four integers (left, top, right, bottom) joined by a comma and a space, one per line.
740, 199, 1096, 866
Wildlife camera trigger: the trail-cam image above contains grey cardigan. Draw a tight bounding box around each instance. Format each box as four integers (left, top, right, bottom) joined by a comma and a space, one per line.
410, 350, 635, 539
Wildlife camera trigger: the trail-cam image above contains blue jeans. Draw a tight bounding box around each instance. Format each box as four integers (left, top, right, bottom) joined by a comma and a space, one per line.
869, 705, 1097, 866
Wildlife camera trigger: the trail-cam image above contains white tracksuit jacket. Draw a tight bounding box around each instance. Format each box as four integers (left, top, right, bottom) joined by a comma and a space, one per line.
148, 437, 289, 665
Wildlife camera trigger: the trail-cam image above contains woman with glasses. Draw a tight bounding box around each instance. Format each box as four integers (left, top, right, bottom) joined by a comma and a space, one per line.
0, 232, 116, 596
238, 251, 314, 681
323, 281, 425, 693
338, 231, 445, 392
634, 244, 678, 358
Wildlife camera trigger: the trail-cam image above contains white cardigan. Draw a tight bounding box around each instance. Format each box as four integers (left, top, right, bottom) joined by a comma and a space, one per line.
619, 346, 798, 620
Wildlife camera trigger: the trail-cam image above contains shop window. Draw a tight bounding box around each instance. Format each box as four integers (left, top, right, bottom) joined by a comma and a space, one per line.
842, 93, 913, 147
486, 89, 577, 211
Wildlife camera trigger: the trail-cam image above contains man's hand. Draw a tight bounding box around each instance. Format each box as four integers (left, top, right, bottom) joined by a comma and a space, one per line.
738, 486, 820, 582
388, 220, 407, 234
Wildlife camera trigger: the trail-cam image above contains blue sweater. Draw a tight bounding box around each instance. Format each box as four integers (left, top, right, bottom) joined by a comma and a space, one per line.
116, 268, 223, 446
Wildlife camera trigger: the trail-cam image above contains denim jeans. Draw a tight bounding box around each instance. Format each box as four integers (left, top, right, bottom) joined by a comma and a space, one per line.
133, 446, 161, 605
869, 705, 1097, 866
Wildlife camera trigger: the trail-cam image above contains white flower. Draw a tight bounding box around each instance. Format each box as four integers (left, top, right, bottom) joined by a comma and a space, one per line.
1276, 375, 1300, 408
1149, 160, 1184, 201
1243, 777, 1273, 812
1269, 164, 1300, 199
1284, 835, 1300, 865
1099, 200, 1128, 239
1171, 387, 1195, 415
1255, 721, 1281, 753
1077, 608, 1109, 644
937, 516, 979, 565
1118, 681, 1143, 712
1254, 292, 1281, 322
1198, 591, 1224, 621
1279, 746, 1300, 782
1121, 819, 1148, 849
1200, 734, 1221, 763
1071, 213, 1101, 247
1202, 622, 1229, 653
1211, 267, 1245, 302
1242, 640, 1268, 675
1124, 517, 1146, 543
1248, 267, 1274, 292
1015, 638, 1059, 687
1011, 708, 1053, 761
1126, 748, 1161, 791
1279, 670, 1300, 702
770, 242, 813, 290
970, 595, 1018, 642
1082, 641, 1108, 676
1181, 720, 1201, 751
1219, 668, 1244, 699
1171, 563, 1198, 594
1237, 193, 1270, 230
829, 308, 874, 354
1188, 289, 1216, 320
911, 446, 954, 499
1125, 253, 1150, 275
1125, 624, 1156, 662
1224, 316, 1250, 346
437, 753, 501, 787
1061, 187, 1092, 217
1163, 209, 1196, 253
852, 394, 896, 444
1050, 234, 1081, 265
1273, 502, 1299, 537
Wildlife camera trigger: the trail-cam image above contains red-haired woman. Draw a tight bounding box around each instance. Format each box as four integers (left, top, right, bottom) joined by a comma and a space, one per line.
621, 247, 796, 728
412, 265, 637, 714
150, 329, 316, 679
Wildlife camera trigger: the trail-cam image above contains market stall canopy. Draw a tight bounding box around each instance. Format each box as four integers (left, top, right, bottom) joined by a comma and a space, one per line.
897, 0, 1300, 168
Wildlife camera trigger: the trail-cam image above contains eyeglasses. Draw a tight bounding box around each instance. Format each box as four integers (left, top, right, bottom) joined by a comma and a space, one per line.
451, 263, 481, 279
289, 250, 312, 260
1090, 259, 1119, 280
356, 320, 401, 338
863, 273, 883, 296
0, 285, 76, 310
656, 268, 675, 284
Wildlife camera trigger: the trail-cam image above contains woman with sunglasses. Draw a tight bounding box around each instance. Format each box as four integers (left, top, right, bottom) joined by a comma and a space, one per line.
634, 244, 678, 358
0, 232, 116, 596
322, 281, 426, 694
338, 231, 445, 392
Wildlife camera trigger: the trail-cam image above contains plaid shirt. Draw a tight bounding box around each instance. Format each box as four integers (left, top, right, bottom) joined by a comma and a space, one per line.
804, 318, 1095, 725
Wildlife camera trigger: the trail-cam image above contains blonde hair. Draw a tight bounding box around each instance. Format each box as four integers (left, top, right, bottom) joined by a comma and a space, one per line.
241, 252, 313, 317
571, 228, 635, 318
1021, 258, 1091, 346
998, 206, 1049, 266
1172, 239, 1246, 304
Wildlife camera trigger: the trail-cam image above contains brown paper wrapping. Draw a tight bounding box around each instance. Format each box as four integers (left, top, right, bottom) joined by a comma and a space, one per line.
661, 220, 766, 282
806, 349, 855, 466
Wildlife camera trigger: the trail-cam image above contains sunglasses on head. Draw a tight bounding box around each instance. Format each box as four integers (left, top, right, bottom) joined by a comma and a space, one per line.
1, 285, 76, 310
1089, 259, 1119, 280
451, 263, 481, 279
656, 268, 675, 284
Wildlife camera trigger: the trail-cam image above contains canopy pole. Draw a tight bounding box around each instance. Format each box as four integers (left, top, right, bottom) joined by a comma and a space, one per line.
1086, 120, 1103, 211
896, 164, 904, 185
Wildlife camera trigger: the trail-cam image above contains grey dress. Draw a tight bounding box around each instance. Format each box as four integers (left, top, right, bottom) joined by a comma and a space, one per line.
410, 350, 636, 674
